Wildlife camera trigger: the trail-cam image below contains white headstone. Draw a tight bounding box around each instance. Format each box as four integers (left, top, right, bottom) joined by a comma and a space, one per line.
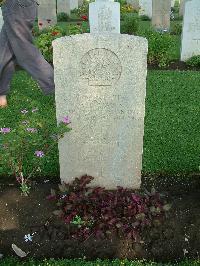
53, 33, 148, 189
89, 0, 120, 33
139, 0, 152, 18
57, 0, 71, 16
78, 0, 83, 6
171, 0, 175, 7
181, 0, 200, 61
152, 0, 171, 31
0, 8, 4, 32
70, 0, 78, 10
38, 0, 57, 30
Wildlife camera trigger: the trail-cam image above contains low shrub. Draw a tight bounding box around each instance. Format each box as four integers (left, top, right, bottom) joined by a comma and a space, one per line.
57, 12, 70, 22
35, 24, 89, 63
139, 29, 174, 67
171, 23, 182, 35
35, 26, 64, 63
73, 1, 90, 17
121, 13, 139, 35
0, 108, 71, 195
186, 55, 200, 67
140, 15, 151, 21
49, 175, 171, 241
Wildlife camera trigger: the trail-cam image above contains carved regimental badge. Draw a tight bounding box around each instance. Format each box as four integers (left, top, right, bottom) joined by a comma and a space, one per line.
80, 48, 122, 86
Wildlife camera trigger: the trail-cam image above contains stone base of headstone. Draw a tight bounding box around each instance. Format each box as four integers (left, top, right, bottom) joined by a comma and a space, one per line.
57, 0, 71, 16
53, 33, 148, 189
38, 0, 57, 30
152, 0, 171, 31
70, 0, 78, 10
139, 0, 152, 18
181, 0, 200, 61
89, 1, 120, 33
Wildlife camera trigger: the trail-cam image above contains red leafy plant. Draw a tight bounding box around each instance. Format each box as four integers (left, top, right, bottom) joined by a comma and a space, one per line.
48, 175, 171, 242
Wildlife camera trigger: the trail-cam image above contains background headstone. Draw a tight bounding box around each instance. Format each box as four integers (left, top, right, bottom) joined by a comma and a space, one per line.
152, 0, 171, 31
53, 33, 148, 189
126, 0, 139, 10
139, 0, 152, 19
0, 8, 4, 32
171, 0, 175, 7
38, 0, 57, 30
89, 0, 120, 33
57, 0, 71, 16
181, 0, 200, 61
70, 0, 78, 10
78, 0, 83, 7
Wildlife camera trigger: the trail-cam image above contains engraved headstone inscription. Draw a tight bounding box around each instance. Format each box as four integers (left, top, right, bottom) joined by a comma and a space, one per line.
53, 34, 148, 189
181, 0, 200, 61
89, 0, 120, 33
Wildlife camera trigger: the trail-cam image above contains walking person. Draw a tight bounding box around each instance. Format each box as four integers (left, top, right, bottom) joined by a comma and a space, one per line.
0, 0, 55, 108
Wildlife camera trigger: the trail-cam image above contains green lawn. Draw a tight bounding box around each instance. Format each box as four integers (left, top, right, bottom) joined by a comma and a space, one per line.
0, 70, 199, 181
0, 258, 200, 266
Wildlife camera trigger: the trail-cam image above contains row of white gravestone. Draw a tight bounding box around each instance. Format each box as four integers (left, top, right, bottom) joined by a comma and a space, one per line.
128, 0, 175, 21
38, 0, 83, 30
53, 0, 148, 189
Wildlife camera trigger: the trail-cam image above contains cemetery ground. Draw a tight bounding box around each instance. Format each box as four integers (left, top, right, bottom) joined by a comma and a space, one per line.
0, 70, 199, 263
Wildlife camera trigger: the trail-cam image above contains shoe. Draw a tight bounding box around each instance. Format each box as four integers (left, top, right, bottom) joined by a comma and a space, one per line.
0, 95, 7, 108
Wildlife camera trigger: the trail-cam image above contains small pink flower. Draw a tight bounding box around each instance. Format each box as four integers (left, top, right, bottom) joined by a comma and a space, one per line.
0, 128, 11, 134
62, 116, 71, 124
35, 151, 45, 158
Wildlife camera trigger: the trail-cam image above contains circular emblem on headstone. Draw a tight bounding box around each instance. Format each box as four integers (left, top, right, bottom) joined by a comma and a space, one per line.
80, 48, 122, 86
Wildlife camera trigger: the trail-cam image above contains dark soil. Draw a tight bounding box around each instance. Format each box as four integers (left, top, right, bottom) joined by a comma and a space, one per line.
148, 60, 200, 71
0, 175, 200, 262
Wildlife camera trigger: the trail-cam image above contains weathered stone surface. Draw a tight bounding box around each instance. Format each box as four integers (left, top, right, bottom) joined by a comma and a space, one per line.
0, 8, 3, 32
139, 0, 152, 18
53, 33, 148, 189
70, 0, 78, 10
89, 1, 120, 33
126, 0, 139, 10
57, 0, 71, 16
152, 0, 171, 31
179, 0, 186, 16
38, 0, 57, 30
78, 0, 83, 6
181, 0, 200, 61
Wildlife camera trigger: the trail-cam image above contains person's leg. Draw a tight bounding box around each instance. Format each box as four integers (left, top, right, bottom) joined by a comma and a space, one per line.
0, 25, 16, 107
3, 3, 55, 95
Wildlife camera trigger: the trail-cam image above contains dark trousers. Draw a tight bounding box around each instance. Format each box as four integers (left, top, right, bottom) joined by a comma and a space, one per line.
0, 0, 55, 95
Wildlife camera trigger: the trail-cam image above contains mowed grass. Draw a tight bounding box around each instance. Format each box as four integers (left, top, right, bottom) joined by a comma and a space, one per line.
0, 258, 200, 266
0, 70, 199, 180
